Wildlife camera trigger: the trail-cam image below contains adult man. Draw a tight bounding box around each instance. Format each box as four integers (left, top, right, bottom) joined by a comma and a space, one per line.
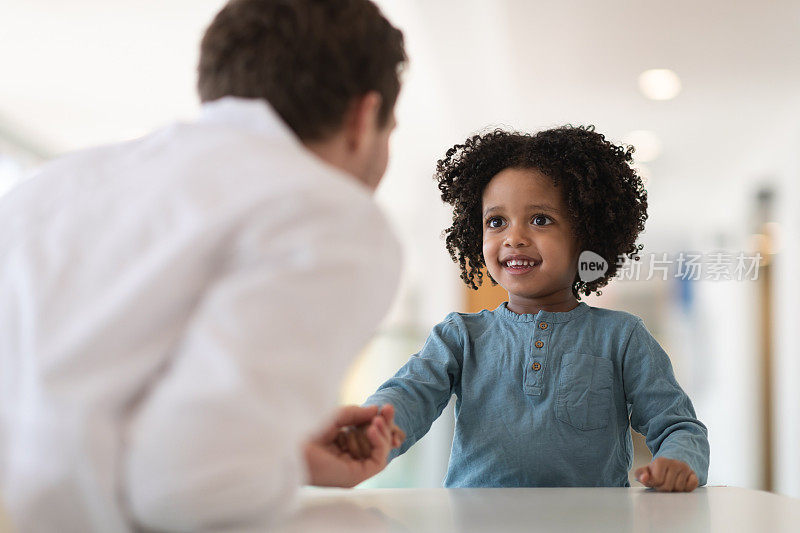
0, 0, 406, 531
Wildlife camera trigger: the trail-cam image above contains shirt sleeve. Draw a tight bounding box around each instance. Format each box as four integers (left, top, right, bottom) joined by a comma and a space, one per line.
363, 315, 463, 461
122, 191, 401, 531
622, 319, 710, 485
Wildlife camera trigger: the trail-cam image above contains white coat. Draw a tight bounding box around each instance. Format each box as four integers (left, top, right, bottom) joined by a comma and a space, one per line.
0, 97, 401, 532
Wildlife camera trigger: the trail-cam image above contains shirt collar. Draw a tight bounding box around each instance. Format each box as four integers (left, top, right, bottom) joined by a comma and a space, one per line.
494, 301, 590, 324
197, 96, 295, 141
195, 96, 374, 196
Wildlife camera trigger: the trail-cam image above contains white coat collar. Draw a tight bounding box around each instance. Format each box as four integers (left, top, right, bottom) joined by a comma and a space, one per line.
197, 96, 294, 140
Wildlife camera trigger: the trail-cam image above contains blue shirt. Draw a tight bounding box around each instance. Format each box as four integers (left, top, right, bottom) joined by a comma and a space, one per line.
364, 302, 709, 487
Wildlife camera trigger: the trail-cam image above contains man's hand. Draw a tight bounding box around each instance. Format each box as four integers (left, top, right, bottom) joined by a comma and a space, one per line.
303, 405, 400, 488
635, 457, 699, 492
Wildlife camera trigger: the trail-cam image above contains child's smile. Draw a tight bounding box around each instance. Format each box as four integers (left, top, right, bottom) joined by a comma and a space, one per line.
500, 253, 541, 275
481, 167, 580, 314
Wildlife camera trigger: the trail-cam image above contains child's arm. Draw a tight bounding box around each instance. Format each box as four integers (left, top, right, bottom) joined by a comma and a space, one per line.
362, 315, 464, 462
623, 319, 710, 492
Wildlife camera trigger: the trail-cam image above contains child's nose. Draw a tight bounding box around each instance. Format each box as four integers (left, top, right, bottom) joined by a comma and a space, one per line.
503, 227, 530, 247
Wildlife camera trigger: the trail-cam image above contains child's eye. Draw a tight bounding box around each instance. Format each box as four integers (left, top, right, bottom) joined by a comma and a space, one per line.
487, 217, 505, 229
532, 215, 552, 226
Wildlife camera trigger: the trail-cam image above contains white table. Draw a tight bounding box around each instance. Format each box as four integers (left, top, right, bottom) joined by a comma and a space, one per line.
272, 487, 800, 533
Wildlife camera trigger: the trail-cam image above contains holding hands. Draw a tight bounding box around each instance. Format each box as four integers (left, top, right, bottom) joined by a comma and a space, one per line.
635, 457, 699, 492
304, 404, 404, 488
335, 404, 405, 460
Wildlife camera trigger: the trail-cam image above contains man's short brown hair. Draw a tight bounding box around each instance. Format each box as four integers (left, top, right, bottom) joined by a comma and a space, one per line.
198, 0, 406, 141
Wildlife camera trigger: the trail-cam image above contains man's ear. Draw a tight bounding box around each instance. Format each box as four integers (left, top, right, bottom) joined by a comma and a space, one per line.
343, 91, 382, 152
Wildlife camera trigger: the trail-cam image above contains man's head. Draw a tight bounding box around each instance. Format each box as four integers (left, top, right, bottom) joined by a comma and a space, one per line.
198, 0, 406, 190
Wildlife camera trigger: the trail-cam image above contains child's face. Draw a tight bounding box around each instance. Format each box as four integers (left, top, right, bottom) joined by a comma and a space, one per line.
481, 167, 580, 303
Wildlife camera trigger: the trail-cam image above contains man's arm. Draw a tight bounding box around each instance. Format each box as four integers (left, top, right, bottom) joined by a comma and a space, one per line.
122, 196, 400, 531
304, 404, 401, 487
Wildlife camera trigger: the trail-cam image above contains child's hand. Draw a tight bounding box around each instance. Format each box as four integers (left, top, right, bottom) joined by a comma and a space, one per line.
635, 457, 699, 492
336, 404, 405, 460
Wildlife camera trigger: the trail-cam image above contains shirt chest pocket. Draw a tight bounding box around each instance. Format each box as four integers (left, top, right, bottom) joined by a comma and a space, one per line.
555, 353, 614, 431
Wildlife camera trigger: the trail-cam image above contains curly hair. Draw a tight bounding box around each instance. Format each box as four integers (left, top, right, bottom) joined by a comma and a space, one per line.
436, 125, 648, 298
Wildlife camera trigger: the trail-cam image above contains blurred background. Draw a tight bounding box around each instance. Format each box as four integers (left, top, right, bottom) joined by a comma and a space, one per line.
1, 0, 799, 499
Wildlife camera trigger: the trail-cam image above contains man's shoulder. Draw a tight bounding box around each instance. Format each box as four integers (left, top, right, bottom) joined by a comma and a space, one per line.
181, 119, 378, 214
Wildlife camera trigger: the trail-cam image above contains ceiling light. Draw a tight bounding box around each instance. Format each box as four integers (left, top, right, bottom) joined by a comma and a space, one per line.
638, 69, 682, 100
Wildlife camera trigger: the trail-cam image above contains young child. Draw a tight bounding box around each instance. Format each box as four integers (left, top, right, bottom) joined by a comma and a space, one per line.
342, 126, 709, 492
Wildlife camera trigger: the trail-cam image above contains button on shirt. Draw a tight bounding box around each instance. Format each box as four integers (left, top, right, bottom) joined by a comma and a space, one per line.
364, 302, 709, 488
0, 97, 401, 532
